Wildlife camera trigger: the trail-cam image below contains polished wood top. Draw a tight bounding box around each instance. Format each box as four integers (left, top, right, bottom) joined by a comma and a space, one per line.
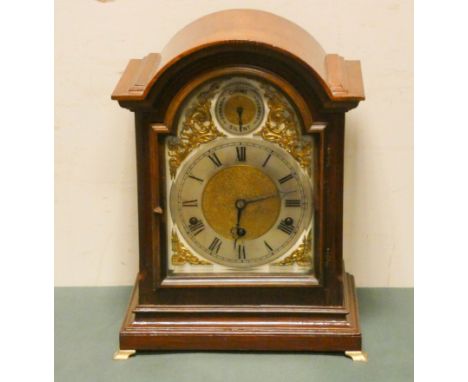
111, 9, 364, 102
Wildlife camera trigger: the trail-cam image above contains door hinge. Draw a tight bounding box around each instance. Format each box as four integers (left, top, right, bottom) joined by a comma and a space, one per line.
324, 247, 331, 266
325, 147, 332, 168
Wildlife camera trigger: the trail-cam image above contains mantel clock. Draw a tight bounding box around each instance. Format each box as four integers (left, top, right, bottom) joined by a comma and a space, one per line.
111, 9, 366, 361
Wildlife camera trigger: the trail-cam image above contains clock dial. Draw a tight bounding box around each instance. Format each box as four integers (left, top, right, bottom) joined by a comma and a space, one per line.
214, 81, 265, 135
169, 138, 312, 268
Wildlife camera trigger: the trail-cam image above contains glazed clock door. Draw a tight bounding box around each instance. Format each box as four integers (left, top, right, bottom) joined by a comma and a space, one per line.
163, 74, 318, 284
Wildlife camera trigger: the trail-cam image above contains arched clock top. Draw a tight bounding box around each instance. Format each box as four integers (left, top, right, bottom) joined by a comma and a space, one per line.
111, 9, 365, 109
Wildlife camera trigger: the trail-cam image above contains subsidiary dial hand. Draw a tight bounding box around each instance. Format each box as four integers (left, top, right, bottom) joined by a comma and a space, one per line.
236, 106, 244, 132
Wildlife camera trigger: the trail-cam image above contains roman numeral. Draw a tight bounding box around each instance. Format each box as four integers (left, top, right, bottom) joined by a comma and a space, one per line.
262, 152, 272, 167
208, 152, 222, 167
264, 241, 274, 253
208, 237, 222, 254
285, 199, 301, 207
188, 174, 204, 183
278, 173, 294, 184
236, 146, 246, 162
189, 220, 205, 236
237, 244, 246, 260
182, 200, 198, 207
277, 221, 295, 235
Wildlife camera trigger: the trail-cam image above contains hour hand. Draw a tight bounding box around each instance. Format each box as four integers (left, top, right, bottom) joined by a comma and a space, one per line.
232, 199, 247, 247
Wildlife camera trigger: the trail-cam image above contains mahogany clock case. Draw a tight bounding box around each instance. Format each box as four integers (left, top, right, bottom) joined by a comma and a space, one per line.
111, 9, 365, 353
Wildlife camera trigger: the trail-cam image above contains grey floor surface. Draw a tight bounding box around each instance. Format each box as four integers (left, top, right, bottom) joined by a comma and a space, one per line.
55, 287, 413, 382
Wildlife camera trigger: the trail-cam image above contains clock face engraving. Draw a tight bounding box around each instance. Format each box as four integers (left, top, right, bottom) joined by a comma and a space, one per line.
214, 82, 265, 135
169, 138, 312, 268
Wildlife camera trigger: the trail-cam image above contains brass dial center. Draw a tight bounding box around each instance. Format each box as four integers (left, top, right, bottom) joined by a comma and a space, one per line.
201, 165, 281, 240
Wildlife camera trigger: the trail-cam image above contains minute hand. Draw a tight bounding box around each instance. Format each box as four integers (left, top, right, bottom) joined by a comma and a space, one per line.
244, 190, 297, 205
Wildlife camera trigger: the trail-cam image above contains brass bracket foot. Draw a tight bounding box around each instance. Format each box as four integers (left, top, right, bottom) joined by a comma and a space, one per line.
345, 350, 368, 362
113, 349, 136, 360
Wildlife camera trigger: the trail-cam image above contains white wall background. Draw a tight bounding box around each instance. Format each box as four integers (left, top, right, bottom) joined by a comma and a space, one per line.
55, 0, 413, 287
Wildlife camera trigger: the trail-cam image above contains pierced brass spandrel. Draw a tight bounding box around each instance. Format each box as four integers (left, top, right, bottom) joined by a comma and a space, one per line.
168, 82, 225, 178
171, 231, 212, 265
256, 85, 313, 173
272, 231, 312, 266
